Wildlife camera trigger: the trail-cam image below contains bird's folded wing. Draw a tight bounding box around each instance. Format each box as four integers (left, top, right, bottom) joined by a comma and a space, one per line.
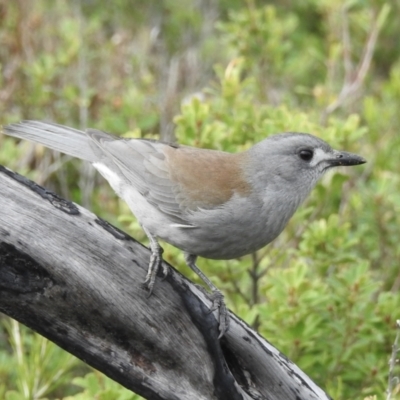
87, 130, 195, 226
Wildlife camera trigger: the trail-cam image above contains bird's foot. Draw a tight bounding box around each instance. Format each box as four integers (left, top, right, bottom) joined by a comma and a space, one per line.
142, 247, 168, 296
209, 289, 230, 339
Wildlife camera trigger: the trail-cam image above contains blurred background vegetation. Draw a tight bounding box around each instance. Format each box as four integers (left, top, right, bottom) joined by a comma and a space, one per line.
0, 0, 399, 399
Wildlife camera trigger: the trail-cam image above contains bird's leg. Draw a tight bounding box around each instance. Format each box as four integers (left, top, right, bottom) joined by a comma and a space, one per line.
142, 227, 168, 296
184, 253, 229, 338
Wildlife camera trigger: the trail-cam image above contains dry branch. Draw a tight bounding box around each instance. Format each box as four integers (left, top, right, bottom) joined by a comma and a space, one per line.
321, 5, 389, 124
0, 165, 332, 400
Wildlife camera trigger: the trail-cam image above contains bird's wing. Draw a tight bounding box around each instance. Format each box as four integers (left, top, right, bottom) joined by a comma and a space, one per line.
87, 129, 251, 227
87, 129, 194, 226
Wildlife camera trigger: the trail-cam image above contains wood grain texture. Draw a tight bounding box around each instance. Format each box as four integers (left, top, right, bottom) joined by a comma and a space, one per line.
0, 165, 332, 400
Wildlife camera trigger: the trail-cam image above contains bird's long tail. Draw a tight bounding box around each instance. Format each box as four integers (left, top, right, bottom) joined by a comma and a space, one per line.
3, 120, 98, 162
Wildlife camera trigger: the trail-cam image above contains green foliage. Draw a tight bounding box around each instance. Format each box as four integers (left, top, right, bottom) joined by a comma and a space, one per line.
2, 320, 79, 399
257, 229, 391, 398
1, 0, 400, 399
64, 372, 141, 400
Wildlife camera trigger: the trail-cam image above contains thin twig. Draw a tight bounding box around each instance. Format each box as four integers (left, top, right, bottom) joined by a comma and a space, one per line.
341, 6, 353, 86
249, 252, 261, 330
321, 6, 387, 124
227, 263, 251, 304
249, 252, 260, 306
387, 320, 400, 400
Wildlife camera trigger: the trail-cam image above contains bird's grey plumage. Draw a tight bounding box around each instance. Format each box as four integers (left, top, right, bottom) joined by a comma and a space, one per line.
93, 136, 188, 225
3, 120, 366, 337
5, 120, 99, 162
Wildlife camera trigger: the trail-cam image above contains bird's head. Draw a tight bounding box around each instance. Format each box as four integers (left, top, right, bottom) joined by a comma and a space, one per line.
247, 132, 366, 197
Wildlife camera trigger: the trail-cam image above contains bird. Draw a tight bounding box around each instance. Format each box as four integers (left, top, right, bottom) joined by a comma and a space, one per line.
3, 120, 366, 337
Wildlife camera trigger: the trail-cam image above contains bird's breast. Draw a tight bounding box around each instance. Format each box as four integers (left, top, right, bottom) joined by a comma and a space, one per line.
162, 189, 302, 259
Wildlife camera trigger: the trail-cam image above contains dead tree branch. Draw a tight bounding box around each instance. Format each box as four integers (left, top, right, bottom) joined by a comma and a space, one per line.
321, 4, 389, 124
0, 165, 331, 400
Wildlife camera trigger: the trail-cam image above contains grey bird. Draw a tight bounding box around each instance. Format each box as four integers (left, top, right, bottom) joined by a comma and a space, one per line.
3, 120, 366, 337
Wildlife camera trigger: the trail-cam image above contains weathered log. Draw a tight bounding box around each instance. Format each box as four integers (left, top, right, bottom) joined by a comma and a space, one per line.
0, 165, 331, 400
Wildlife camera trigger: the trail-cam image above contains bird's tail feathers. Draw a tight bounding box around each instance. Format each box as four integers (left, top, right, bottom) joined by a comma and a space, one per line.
3, 120, 98, 162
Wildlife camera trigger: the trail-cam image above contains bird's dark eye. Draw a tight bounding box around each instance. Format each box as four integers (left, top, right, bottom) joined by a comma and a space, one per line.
299, 149, 314, 162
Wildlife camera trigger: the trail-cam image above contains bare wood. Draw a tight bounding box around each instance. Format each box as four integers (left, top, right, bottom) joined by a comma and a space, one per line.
0, 165, 332, 400
320, 4, 388, 124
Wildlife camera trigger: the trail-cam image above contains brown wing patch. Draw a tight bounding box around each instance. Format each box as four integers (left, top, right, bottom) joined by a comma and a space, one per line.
163, 146, 251, 210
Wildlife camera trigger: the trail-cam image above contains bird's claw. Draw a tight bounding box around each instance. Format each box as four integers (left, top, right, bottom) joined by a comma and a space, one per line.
142, 248, 168, 296
160, 263, 169, 281
209, 290, 230, 339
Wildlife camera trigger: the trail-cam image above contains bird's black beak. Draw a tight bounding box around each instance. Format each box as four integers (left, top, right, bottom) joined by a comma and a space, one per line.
327, 150, 367, 167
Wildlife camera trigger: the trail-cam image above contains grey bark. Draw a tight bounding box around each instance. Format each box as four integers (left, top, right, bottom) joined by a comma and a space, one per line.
0, 165, 332, 400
